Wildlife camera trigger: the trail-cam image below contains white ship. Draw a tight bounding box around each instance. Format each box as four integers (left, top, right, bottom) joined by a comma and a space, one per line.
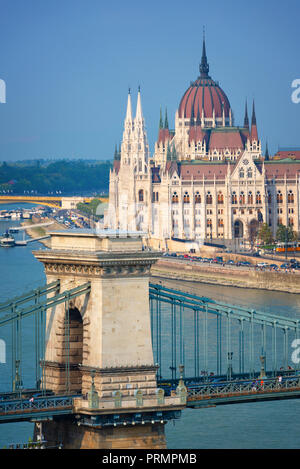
0, 234, 15, 247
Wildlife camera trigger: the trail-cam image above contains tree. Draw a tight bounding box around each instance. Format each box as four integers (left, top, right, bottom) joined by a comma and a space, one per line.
276, 224, 297, 243
257, 222, 273, 245
247, 220, 259, 248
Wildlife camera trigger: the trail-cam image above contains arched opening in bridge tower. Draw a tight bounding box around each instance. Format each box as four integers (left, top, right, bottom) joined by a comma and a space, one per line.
64, 306, 83, 394
234, 220, 243, 238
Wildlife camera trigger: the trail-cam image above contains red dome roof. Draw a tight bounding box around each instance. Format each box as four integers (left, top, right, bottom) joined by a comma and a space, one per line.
178, 38, 231, 120
178, 77, 231, 120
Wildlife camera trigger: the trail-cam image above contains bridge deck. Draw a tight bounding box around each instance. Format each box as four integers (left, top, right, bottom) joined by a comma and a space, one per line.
187, 386, 300, 407
0, 395, 79, 424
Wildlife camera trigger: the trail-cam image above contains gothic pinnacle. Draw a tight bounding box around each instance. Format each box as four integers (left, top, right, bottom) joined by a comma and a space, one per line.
164, 108, 169, 129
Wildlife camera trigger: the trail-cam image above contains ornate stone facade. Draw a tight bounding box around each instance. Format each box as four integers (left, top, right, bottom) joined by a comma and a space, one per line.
107, 40, 300, 248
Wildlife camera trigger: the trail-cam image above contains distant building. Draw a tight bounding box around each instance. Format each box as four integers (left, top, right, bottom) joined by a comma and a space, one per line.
61, 197, 85, 210
107, 39, 300, 249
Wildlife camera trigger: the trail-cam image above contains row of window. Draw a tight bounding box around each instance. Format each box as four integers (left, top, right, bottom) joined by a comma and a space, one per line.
239, 168, 253, 178
172, 191, 222, 204
142, 189, 296, 205
174, 218, 295, 229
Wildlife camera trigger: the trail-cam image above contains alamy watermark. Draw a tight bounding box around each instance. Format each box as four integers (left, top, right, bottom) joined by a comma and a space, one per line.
291, 79, 300, 104
0, 339, 6, 363
0, 79, 6, 103
291, 339, 300, 364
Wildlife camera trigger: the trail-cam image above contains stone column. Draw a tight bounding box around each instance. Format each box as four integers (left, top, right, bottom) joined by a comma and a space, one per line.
33, 230, 185, 449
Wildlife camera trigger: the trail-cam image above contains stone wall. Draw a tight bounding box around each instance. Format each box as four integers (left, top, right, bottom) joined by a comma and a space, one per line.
152, 259, 300, 294
35, 419, 167, 449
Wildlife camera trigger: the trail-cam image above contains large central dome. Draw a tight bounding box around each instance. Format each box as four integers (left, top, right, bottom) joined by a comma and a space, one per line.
178, 39, 231, 123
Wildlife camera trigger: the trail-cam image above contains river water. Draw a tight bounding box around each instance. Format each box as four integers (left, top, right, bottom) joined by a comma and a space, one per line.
0, 203, 300, 449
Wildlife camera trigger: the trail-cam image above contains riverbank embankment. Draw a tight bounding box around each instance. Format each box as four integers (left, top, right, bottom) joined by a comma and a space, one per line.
151, 258, 300, 294
21, 216, 66, 248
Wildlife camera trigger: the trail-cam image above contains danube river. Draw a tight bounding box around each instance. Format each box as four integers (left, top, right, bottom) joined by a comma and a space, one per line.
0, 203, 300, 448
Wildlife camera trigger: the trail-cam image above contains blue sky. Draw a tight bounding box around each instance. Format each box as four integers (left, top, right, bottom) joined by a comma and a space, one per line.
0, 0, 299, 161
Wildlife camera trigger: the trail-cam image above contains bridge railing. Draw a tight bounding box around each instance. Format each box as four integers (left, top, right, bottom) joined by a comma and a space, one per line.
0, 395, 76, 415
187, 376, 300, 398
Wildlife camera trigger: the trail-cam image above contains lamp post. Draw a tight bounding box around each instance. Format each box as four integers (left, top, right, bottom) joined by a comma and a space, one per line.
227, 352, 233, 381
259, 355, 267, 379
285, 226, 288, 261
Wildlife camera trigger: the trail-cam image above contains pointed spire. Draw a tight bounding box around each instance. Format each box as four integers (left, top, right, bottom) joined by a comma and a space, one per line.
164, 108, 169, 129
212, 107, 216, 127
199, 27, 209, 78
135, 86, 143, 120
190, 103, 195, 126
196, 106, 201, 126
265, 141, 269, 161
159, 106, 163, 129
251, 100, 256, 126
244, 100, 249, 128
250, 99, 258, 141
222, 102, 225, 126
125, 88, 132, 122
171, 143, 177, 161
114, 144, 120, 161
166, 142, 171, 160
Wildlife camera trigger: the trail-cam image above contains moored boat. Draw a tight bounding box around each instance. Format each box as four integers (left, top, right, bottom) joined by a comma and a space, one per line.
0, 236, 15, 247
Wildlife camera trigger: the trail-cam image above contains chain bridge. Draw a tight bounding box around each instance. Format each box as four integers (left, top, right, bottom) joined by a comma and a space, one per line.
0, 229, 299, 448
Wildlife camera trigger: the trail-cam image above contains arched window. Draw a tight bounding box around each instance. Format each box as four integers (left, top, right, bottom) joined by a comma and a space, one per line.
288, 191, 294, 204
195, 191, 201, 204
248, 191, 253, 204
206, 192, 212, 204
239, 192, 245, 205
138, 189, 144, 202
277, 191, 283, 204
152, 192, 159, 203
288, 217, 294, 226
256, 191, 261, 204
172, 192, 178, 204
183, 191, 190, 204
232, 192, 237, 205
247, 168, 252, 178
239, 169, 244, 178
217, 192, 224, 204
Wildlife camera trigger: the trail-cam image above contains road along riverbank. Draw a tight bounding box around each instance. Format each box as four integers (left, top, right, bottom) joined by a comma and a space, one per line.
151, 258, 300, 294
21, 216, 67, 247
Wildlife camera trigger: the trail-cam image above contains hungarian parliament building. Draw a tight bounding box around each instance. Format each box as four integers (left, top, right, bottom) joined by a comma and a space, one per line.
107, 39, 300, 248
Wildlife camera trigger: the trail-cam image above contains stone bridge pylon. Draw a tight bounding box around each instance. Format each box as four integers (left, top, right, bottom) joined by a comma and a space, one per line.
33, 230, 185, 449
